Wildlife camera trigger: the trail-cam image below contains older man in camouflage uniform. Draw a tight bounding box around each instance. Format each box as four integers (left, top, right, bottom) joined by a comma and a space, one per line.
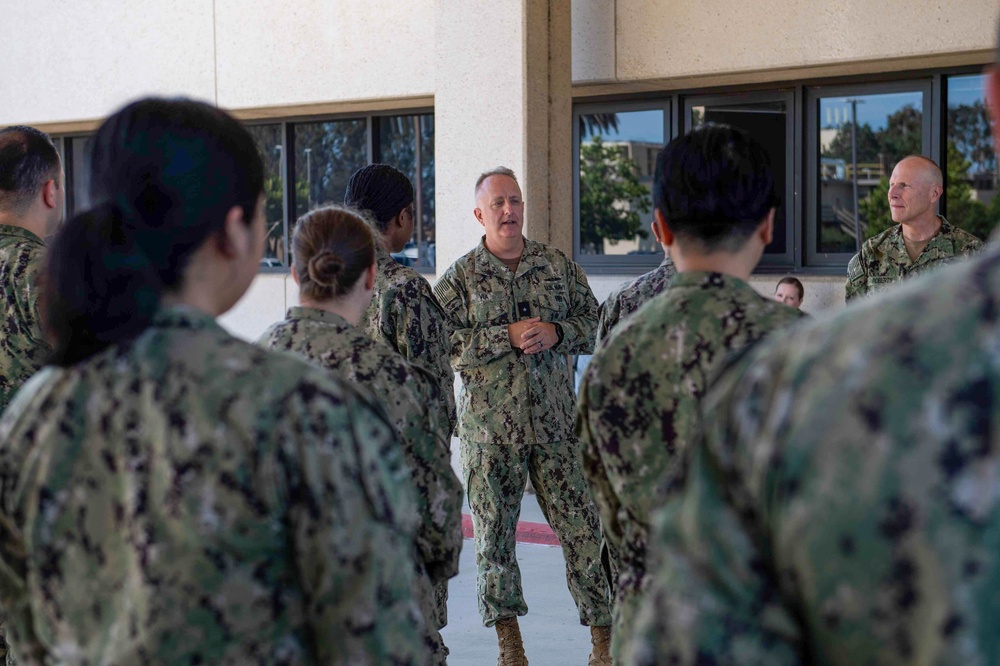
578, 124, 804, 662
624, 49, 1000, 666
0, 126, 62, 411
845, 155, 983, 301
434, 167, 611, 666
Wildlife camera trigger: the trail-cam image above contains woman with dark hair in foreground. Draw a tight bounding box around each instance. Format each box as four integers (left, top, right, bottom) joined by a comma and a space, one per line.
0, 98, 428, 665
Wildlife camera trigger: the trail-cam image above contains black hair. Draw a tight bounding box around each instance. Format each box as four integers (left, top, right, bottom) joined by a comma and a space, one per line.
653, 123, 777, 253
293, 206, 375, 302
343, 163, 414, 234
44, 97, 264, 366
0, 125, 61, 215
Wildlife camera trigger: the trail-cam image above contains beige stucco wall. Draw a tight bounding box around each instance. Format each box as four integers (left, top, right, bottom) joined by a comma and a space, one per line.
612, 0, 999, 83
0, 0, 217, 126
214, 0, 436, 110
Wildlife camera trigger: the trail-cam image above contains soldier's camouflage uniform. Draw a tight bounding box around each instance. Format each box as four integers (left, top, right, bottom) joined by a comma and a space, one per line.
0, 305, 429, 666
362, 247, 457, 436
0, 225, 49, 412
595, 255, 676, 346
845, 216, 983, 301
591, 254, 677, 610
625, 246, 1000, 665
258, 306, 464, 663
577, 271, 804, 661
433, 236, 611, 628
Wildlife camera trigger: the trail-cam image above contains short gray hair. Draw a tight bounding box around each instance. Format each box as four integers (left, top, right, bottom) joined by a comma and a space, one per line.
475, 166, 518, 195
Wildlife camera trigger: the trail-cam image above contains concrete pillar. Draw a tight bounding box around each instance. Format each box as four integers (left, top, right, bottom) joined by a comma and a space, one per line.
434, 0, 573, 276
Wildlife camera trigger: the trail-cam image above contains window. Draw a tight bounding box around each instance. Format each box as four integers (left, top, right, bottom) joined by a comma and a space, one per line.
806, 83, 930, 266
246, 124, 286, 268
945, 73, 998, 241
379, 114, 436, 269
687, 93, 794, 266
55, 109, 437, 273
573, 104, 669, 273
574, 69, 986, 274
61, 135, 94, 218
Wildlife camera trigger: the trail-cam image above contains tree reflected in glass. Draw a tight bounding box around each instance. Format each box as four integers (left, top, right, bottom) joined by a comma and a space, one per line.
818, 93, 923, 252
246, 124, 285, 267
379, 115, 435, 269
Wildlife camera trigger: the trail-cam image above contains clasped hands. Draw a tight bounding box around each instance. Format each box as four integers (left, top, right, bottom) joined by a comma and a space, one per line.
508, 317, 558, 354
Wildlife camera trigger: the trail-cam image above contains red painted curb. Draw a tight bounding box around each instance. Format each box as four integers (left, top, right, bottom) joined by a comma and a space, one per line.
462, 513, 561, 547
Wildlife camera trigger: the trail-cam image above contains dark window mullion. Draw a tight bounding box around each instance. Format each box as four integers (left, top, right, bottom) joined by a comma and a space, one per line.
283, 122, 294, 265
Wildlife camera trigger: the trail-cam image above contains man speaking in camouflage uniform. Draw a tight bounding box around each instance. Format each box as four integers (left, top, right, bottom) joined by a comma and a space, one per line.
0, 126, 61, 411
434, 167, 612, 666
845, 155, 983, 301
577, 124, 804, 661
624, 35, 1000, 665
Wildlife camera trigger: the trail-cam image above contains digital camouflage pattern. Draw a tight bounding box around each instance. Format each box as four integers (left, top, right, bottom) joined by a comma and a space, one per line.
626, 246, 1000, 665
0, 225, 49, 412
434, 237, 611, 628
845, 217, 983, 301
433, 237, 599, 446
578, 271, 804, 661
362, 247, 457, 436
0, 306, 429, 666
592, 254, 676, 614
258, 306, 464, 662
595, 255, 676, 346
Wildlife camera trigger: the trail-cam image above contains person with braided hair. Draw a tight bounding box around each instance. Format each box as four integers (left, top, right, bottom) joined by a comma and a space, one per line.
258, 205, 463, 664
345, 164, 457, 439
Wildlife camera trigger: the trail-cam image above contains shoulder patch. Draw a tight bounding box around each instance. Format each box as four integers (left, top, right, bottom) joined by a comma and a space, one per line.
433, 279, 458, 305
847, 254, 864, 283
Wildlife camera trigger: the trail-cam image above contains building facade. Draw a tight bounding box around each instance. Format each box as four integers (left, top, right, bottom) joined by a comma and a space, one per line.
3, 0, 997, 333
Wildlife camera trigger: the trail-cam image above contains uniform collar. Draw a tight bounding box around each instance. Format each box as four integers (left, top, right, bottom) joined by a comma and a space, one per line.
285, 305, 352, 329
884, 215, 954, 266
668, 270, 753, 292
0, 224, 44, 244
475, 236, 547, 277
152, 305, 222, 331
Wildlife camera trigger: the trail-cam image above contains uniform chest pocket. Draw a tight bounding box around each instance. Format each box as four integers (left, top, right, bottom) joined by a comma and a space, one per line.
472, 297, 509, 325
538, 288, 568, 318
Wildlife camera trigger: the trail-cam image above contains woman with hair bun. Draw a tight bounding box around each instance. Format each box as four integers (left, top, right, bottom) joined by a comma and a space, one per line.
344, 165, 457, 438
0, 98, 428, 665
258, 206, 463, 665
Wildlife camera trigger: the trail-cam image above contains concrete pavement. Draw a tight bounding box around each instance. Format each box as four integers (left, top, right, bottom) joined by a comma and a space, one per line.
442, 491, 594, 665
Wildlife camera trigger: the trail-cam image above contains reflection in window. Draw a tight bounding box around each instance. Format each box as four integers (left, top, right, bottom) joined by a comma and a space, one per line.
294, 120, 368, 221
578, 110, 662, 256
818, 92, 923, 253
690, 101, 789, 256
947, 74, 998, 240
379, 115, 435, 269
246, 124, 285, 267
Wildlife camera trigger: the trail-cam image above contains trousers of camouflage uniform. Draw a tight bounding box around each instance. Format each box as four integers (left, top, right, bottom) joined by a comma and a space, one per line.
462, 436, 612, 627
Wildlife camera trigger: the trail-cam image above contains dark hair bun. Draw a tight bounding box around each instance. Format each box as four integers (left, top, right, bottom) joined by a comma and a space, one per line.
307, 250, 343, 287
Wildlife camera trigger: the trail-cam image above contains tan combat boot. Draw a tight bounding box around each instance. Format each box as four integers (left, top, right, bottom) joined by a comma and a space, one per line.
588, 625, 612, 666
495, 617, 528, 665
